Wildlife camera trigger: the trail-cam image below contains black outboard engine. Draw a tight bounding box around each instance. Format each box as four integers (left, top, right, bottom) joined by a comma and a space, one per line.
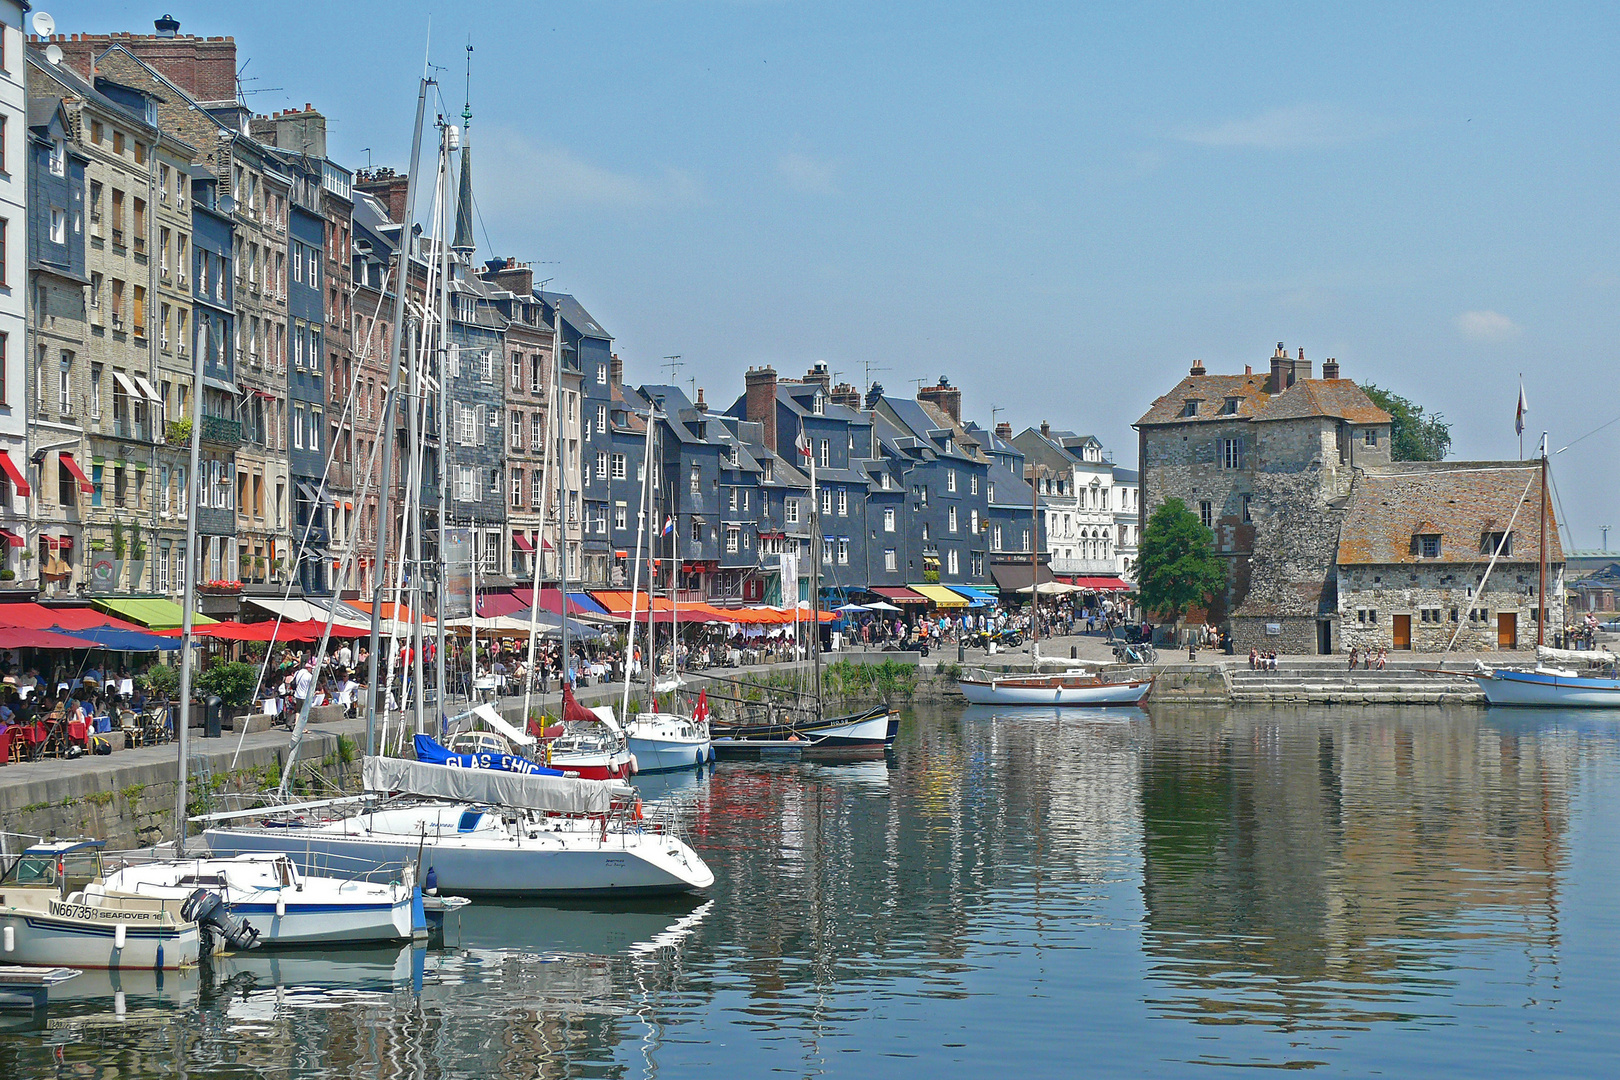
182, 888, 262, 953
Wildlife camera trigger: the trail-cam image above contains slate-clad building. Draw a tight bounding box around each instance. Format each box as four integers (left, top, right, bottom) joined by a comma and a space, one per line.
281, 157, 328, 593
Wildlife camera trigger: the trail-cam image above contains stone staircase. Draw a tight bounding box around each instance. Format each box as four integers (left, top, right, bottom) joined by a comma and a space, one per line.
1225, 660, 1485, 704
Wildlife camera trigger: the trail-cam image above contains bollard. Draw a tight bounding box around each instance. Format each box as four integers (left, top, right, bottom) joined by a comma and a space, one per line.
958, 643, 966, 663
1071, 646, 1078, 659
204, 694, 223, 739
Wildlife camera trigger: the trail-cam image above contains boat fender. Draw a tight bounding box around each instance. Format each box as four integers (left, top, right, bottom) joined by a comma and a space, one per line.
275, 895, 286, 919
424, 867, 439, 896
628, 754, 639, 775
115, 923, 127, 950
3, 925, 13, 952
633, 799, 644, 821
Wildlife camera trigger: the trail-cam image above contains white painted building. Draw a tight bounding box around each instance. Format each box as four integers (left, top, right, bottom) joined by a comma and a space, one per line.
1011, 424, 1134, 580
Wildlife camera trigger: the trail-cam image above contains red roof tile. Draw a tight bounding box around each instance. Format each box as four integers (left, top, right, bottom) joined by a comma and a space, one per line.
1251, 379, 1391, 424
1337, 463, 1562, 566
1135, 373, 1270, 426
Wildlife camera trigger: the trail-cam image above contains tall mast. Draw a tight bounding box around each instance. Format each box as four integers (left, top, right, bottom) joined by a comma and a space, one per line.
557, 317, 570, 688
621, 400, 657, 720
434, 119, 453, 722
809, 429, 822, 710
1539, 432, 1548, 647
366, 76, 431, 757
1030, 463, 1040, 657
173, 214, 210, 846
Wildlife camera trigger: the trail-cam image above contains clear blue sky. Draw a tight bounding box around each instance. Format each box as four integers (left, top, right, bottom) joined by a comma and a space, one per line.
58, 1, 1620, 547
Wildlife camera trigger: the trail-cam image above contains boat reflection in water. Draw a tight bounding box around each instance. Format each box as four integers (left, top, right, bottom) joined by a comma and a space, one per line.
960, 702, 1148, 726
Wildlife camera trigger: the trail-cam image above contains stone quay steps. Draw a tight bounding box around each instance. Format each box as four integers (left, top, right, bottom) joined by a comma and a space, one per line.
1226, 661, 1484, 704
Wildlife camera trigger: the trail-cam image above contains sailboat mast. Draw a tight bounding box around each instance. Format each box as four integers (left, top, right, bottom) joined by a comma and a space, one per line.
557, 315, 570, 687
809, 432, 822, 708
434, 122, 453, 722
366, 76, 431, 757
621, 401, 657, 720
1539, 433, 1548, 647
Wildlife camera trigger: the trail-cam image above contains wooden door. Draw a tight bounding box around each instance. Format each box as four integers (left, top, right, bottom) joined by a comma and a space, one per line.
1392, 614, 1411, 650
1497, 612, 1516, 649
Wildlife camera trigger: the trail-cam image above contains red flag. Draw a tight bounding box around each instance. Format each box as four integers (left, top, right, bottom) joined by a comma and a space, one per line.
693, 689, 710, 723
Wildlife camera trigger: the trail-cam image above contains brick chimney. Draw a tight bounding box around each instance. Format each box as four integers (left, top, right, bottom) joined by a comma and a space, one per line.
744, 366, 779, 451
1322, 357, 1340, 380
481, 256, 533, 296
995, 421, 1013, 440
250, 104, 328, 159
609, 353, 623, 387
804, 363, 831, 393
865, 382, 885, 410
51, 29, 239, 105
355, 168, 411, 224
1040, 420, 1051, 438
829, 381, 861, 410
694, 388, 709, 413
917, 376, 962, 423
1190, 359, 1206, 376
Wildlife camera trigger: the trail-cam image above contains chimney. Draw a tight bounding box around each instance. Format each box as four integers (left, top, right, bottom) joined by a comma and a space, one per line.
1040, 420, 1051, 438
829, 381, 861, 410
155, 14, 180, 37
744, 366, 779, 452
609, 353, 623, 387
483, 257, 533, 296
917, 375, 962, 423
1268, 343, 1288, 394
1245, 365, 1252, 375
52, 29, 239, 105
694, 388, 709, 413
355, 169, 411, 224
1322, 357, 1340, 380
804, 363, 831, 393
995, 421, 1013, 440
1190, 359, 1206, 376
865, 382, 885, 410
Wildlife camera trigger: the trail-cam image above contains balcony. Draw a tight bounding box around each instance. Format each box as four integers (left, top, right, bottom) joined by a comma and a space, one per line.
1048, 556, 1119, 576
199, 415, 243, 446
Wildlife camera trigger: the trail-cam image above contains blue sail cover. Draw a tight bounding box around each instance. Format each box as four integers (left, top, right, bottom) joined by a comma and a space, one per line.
412, 734, 563, 777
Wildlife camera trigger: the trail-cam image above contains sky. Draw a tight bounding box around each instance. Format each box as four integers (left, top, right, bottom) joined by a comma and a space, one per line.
56, 1, 1620, 547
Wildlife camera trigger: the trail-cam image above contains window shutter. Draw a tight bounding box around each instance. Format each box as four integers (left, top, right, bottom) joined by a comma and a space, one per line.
474, 405, 486, 445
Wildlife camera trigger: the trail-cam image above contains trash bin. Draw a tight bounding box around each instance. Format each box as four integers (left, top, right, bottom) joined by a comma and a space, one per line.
204, 694, 223, 739
1071, 646, 1078, 659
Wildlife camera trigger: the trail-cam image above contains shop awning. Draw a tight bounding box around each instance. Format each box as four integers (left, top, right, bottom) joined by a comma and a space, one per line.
512, 531, 534, 552
203, 376, 240, 396
912, 584, 971, 608
244, 595, 371, 627
567, 592, 609, 615
92, 597, 219, 630
990, 562, 1055, 593
953, 586, 998, 604
589, 590, 675, 616
1067, 575, 1132, 592
868, 586, 930, 605
133, 375, 162, 404
475, 590, 529, 618
59, 453, 94, 494
0, 603, 146, 633
0, 627, 102, 650
63, 626, 182, 652
0, 451, 30, 496
0, 528, 22, 548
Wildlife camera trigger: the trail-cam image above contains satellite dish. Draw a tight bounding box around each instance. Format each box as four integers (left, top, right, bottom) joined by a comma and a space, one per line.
219, 195, 236, 214
31, 11, 55, 37
44, 44, 63, 66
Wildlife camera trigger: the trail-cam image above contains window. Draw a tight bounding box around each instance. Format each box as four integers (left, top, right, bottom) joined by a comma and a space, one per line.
992, 524, 1003, 550
597, 363, 607, 384
1224, 396, 1240, 414
921, 522, 930, 541
1222, 438, 1244, 470
819, 439, 830, 468
837, 490, 847, 516
611, 453, 627, 480
1419, 534, 1441, 559
947, 549, 959, 575
596, 403, 608, 432
1363, 429, 1377, 447
1482, 531, 1512, 556
614, 504, 627, 530
50, 208, 65, 244
883, 507, 895, 532
837, 539, 849, 565
970, 473, 979, 495
947, 471, 957, 493
510, 411, 523, 449
785, 499, 799, 525
822, 537, 833, 564
1240, 493, 1252, 523
90, 363, 102, 418
728, 487, 738, 512
970, 510, 979, 534
1183, 399, 1199, 417
1199, 500, 1212, 528
726, 527, 740, 553
455, 466, 475, 502
510, 468, 524, 507
49, 138, 64, 176
0, 219, 6, 286
821, 489, 832, 515
690, 517, 703, 543
884, 548, 897, 572
690, 462, 701, 493
949, 506, 958, 532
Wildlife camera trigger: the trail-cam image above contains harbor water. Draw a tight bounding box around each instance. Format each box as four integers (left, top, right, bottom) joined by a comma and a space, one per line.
3, 701, 1618, 1077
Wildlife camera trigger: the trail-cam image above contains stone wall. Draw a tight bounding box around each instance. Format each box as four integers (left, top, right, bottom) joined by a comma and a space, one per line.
1338, 561, 1567, 652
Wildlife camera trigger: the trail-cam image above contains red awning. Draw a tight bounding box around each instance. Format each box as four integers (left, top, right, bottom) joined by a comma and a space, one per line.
512, 531, 535, 553
868, 586, 930, 605
0, 451, 30, 497
475, 591, 529, 618
41, 536, 58, 550
1070, 576, 1131, 592
0, 529, 22, 548
56, 536, 74, 550
59, 453, 94, 494
0, 602, 146, 633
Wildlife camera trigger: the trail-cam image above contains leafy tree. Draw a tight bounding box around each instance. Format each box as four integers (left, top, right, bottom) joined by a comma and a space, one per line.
1360, 384, 1452, 461
1137, 498, 1226, 622
195, 661, 259, 707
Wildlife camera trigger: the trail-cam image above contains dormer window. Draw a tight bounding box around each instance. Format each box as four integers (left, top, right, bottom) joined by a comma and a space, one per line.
812, 391, 825, 415
1417, 533, 1441, 559
1224, 397, 1240, 415
1481, 531, 1512, 557
1183, 399, 1200, 417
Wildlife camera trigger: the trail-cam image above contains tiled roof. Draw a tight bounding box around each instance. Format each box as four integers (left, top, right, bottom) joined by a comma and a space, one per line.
1135, 373, 1270, 426
1337, 462, 1562, 566
1251, 379, 1391, 424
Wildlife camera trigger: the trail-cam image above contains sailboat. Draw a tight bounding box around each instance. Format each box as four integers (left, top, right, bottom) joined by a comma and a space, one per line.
618, 400, 713, 772
707, 426, 899, 759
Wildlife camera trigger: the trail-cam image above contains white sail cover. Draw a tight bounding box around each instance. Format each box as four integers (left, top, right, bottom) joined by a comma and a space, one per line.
363, 756, 620, 815
1537, 645, 1617, 665
471, 702, 537, 748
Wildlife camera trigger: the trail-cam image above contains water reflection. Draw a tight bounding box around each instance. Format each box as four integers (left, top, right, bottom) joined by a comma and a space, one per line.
0, 703, 1614, 1077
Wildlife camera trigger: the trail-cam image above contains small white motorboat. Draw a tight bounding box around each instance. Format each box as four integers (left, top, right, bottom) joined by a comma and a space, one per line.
99, 853, 418, 947
957, 668, 1153, 706
623, 710, 713, 773
0, 841, 201, 970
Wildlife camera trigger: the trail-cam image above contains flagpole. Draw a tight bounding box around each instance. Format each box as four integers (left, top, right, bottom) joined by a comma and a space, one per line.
1518, 375, 1525, 460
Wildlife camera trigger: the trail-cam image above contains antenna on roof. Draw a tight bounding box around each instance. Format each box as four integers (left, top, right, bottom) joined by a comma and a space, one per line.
863, 358, 889, 392
990, 404, 1004, 428
663, 355, 684, 383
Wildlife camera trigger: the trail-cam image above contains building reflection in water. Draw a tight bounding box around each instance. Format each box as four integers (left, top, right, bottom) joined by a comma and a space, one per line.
1137, 705, 1587, 1032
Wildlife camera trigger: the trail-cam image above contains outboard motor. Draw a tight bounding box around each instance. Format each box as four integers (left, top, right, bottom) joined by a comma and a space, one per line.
182, 889, 262, 953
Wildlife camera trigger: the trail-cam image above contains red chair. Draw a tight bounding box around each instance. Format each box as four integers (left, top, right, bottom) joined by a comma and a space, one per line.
66, 719, 89, 753
0, 727, 13, 764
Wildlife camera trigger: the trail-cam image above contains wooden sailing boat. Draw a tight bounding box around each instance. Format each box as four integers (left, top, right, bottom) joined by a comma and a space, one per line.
707, 424, 898, 758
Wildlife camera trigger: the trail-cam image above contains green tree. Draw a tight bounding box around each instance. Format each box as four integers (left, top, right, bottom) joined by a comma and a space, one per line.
1137, 498, 1226, 622
1360, 384, 1452, 461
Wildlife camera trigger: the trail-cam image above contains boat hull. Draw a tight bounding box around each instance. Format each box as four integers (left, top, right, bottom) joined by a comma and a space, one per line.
1472, 668, 1620, 708
712, 708, 896, 760
626, 734, 713, 773
205, 820, 713, 898
0, 902, 199, 970
958, 675, 1153, 706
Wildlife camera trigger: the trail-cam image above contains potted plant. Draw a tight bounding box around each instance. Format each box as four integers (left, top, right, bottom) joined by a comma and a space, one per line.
111, 520, 127, 587
128, 524, 146, 591
194, 660, 259, 729
166, 418, 192, 446
271, 557, 286, 583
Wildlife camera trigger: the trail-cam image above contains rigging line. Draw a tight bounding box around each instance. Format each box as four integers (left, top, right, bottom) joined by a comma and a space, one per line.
1547, 467, 1576, 554
1554, 410, 1620, 456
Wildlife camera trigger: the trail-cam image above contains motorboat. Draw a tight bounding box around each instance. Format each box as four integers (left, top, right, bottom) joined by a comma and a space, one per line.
0, 841, 201, 970
710, 704, 898, 760
624, 711, 713, 772
203, 757, 714, 897
98, 853, 420, 947
957, 667, 1154, 706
